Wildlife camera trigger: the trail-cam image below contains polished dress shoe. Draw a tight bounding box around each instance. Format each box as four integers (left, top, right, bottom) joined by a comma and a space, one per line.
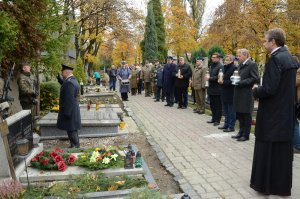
154, 100, 159, 102
237, 136, 249, 141
198, 111, 205, 114
164, 104, 170, 106
207, 120, 215, 123
177, 106, 182, 109
231, 134, 242, 139
169, 104, 174, 107
213, 122, 220, 126
223, 128, 235, 132
218, 126, 227, 130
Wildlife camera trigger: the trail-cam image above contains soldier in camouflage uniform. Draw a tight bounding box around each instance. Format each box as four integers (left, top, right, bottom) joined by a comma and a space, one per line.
17, 63, 37, 110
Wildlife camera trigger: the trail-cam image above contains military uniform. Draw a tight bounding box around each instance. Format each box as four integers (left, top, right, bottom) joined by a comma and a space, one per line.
17, 72, 36, 110
57, 74, 81, 148
141, 65, 152, 97
192, 65, 207, 113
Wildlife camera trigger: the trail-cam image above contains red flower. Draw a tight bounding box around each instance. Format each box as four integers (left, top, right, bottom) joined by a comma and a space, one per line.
37, 152, 44, 157
54, 155, 64, 163
56, 161, 67, 172
54, 148, 64, 153
67, 155, 77, 165
31, 157, 38, 162
40, 158, 49, 165
50, 151, 58, 158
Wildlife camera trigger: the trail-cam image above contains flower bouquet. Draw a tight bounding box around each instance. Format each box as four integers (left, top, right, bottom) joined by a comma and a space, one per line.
30, 148, 76, 172
75, 146, 123, 170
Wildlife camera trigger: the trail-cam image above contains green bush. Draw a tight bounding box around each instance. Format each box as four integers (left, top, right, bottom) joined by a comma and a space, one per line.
191, 48, 207, 65
40, 81, 60, 111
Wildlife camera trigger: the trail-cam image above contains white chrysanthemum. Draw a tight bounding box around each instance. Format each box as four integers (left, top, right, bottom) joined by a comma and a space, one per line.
111, 154, 118, 161
102, 157, 111, 164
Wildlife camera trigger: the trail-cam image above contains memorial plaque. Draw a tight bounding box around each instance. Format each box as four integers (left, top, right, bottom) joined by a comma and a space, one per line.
6, 110, 33, 167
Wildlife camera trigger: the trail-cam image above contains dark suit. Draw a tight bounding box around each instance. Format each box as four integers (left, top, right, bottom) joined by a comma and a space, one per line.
208, 62, 223, 123
57, 75, 81, 147
173, 63, 192, 108
233, 59, 259, 138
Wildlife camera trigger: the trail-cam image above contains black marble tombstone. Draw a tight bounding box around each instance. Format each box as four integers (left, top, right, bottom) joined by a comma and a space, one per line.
7, 113, 33, 167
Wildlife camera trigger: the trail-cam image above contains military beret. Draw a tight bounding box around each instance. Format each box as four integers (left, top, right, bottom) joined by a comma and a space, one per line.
61, 64, 74, 71
167, 56, 173, 60
196, 57, 204, 61
121, 60, 126, 65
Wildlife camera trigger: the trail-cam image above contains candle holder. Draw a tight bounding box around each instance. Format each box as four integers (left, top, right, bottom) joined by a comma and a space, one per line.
16, 138, 29, 156
230, 70, 241, 85
135, 151, 142, 168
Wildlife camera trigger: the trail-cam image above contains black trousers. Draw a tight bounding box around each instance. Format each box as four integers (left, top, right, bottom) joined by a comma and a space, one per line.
236, 112, 252, 138
165, 89, 174, 105
156, 86, 165, 101
176, 86, 188, 108
67, 130, 80, 148
121, 92, 128, 101
209, 95, 222, 123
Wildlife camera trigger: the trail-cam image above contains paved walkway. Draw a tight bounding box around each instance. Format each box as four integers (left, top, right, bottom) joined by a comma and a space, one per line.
126, 94, 300, 199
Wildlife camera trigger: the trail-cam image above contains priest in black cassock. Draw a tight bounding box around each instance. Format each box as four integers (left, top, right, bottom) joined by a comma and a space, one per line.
250, 28, 298, 196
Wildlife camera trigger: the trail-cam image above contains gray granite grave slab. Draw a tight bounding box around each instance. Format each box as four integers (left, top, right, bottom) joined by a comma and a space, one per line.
79, 104, 123, 117
0, 135, 11, 178
38, 109, 127, 139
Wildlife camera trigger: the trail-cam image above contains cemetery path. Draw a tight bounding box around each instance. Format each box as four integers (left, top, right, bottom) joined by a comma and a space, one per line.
126, 94, 300, 199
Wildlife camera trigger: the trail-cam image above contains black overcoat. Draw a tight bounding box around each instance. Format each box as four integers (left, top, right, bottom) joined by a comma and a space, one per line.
253, 47, 297, 141
220, 62, 237, 103
207, 62, 223, 95
163, 63, 176, 92
173, 63, 192, 88
233, 59, 259, 113
57, 76, 81, 131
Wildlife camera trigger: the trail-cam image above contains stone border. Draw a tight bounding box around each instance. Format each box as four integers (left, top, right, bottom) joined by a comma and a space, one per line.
40, 128, 129, 140
130, 112, 201, 199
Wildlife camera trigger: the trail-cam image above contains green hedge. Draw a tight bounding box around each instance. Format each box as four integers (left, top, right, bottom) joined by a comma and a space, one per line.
40, 81, 60, 111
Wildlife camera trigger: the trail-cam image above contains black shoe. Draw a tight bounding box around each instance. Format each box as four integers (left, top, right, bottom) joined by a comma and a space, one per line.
207, 120, 215, 123
218, 126, 227, 130
154, 100, 159, 102
193, 109, 198, 112
223, 128, 235, 132
164, 104, 170, 106
169, 104, 174, 107
231, 134, 242, 139
237, 136, 249, 141
162, 100, 165, 102
68, 145, 75, 148
198, 111, 205, 114
213, 122, 220, 126
177, 106, 182, 109
182, 106, 187, 109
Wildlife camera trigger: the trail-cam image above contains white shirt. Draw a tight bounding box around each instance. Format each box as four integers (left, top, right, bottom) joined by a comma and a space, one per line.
271, 47, 281, 55
243, 58, 250, 65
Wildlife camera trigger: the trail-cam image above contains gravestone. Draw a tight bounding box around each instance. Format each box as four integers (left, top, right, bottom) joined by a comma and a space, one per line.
38, 109, 127, 139
0, 110, 43, 179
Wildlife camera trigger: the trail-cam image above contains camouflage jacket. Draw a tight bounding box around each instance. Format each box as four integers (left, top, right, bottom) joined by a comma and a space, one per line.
17, 72, 35, 104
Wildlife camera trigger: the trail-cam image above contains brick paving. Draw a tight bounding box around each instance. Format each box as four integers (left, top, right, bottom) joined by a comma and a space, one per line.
126, 94, 300, 199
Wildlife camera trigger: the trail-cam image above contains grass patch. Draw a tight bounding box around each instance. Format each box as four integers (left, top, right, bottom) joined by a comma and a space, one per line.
22, 173, 148, 199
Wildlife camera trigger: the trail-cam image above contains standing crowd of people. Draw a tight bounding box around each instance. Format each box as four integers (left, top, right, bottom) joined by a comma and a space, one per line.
14, 27, 299, 197
103, 28, 299, 197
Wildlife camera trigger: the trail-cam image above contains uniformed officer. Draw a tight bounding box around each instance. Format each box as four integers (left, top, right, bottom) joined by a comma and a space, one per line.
57, 64, 81, 148
17, 63, 37, 110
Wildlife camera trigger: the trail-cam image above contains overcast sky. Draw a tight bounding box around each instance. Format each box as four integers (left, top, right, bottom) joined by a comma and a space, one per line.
126, 0, 224, 27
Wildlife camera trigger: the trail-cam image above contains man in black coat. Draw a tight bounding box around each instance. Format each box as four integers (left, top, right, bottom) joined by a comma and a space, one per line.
232, 49, 259, 141
250, 28, 297, 196
218, 55, 237, 132
173, 57, 192, 109
57, 64, 81, 148
163, 56, 176, 107
207, 53, 223, 126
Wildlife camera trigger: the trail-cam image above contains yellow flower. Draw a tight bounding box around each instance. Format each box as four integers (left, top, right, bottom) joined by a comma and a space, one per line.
115, 181, 125, 185
96, 186, 101, 191
95, 148, 100, 151
81, 155, 86, 159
